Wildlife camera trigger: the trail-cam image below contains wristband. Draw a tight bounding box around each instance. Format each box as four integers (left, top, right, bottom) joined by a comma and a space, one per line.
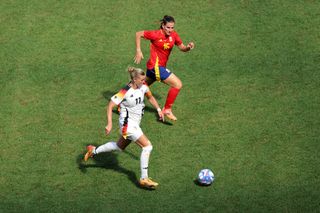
157, 108, 161, 112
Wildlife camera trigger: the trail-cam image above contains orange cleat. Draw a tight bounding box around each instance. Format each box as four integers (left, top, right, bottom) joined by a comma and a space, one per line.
139, 178, 159, 189
84, 145, 96, 161
162, 108, 177, 121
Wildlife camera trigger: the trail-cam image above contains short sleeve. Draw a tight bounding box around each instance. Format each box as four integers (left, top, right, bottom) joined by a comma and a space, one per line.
143, 30, 158, 40
111, 85, 130, 105
111, 93, 123, 105
142, 84, 152, 98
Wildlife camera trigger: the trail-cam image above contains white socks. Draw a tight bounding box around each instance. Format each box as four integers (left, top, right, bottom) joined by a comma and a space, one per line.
95, 142, 121, 154
140, 145, 153, 179
94, 142, 153, 180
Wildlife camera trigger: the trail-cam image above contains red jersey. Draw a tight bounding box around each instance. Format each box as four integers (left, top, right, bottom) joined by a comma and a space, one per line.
143, 30, 182, 69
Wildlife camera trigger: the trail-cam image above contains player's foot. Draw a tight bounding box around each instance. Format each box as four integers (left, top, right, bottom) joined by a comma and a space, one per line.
162, 108, 177, 121
139, 178, 159, 189
84, 145, 96, 161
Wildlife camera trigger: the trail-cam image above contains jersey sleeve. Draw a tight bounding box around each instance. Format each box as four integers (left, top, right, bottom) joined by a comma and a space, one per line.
143, 84, 153, 98
111, 85, 130, 105
143, 30, 158, 41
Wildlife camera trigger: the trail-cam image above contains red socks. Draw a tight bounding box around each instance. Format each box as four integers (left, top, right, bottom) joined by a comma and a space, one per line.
164, 87, 180, 109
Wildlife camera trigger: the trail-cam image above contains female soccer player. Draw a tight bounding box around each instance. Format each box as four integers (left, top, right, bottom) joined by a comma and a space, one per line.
134, 15, 195, 121
84, 67, 164, 189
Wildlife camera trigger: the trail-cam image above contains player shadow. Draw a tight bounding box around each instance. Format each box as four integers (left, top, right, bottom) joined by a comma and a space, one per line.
76, 148, 154, 190
102, 90, 116, 100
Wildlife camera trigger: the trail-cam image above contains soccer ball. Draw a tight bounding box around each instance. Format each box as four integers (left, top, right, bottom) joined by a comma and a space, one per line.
197, 169, 214, 185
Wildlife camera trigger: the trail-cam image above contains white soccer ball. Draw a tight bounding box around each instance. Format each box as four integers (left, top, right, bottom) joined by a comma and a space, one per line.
197, 169, 214, 185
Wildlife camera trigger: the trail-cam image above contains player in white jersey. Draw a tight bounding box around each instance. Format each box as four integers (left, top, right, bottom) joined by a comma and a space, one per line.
114, 83, 149, 140
84, 67, 164, 189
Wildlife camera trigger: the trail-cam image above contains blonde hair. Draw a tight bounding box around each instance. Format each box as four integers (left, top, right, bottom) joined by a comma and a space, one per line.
128, 67, 145, 80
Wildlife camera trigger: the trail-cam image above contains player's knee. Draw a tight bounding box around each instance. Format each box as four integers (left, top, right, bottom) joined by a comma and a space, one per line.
116, 142, 126, 151
142, 144, 153, 152
173, 78, 182, 89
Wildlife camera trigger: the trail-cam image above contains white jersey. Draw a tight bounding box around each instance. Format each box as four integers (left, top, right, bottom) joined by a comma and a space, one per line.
111, 84, 151, 125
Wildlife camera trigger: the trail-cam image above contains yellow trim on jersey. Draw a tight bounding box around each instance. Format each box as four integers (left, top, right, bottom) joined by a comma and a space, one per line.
155, 57, 160, 82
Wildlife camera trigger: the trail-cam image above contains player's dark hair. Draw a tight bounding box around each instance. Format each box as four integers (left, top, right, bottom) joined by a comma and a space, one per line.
160, 15, 175, 29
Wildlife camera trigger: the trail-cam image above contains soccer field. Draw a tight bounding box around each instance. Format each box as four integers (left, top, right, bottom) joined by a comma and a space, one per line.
1, 0, 320, 212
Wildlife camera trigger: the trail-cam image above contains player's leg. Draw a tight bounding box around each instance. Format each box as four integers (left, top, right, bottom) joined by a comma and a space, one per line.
145, 76, 155, 86
147, 66, 180, 121
83, 137, 129, 161
135, 134, 152, 180
134, 132, 158, 189
116, 137, 132, 150
162, 72, 182, 121
96, 136, 131, 153
146, 69, 156, 86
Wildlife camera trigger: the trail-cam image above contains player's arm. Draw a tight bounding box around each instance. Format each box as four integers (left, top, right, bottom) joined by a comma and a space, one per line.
177, 41, 195, 52
134, 31, 145, 64
145, 91, 164, 122
105, 100, 117, 135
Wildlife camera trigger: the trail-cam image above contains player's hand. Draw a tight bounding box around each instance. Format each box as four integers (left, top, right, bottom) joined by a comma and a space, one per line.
105, 124, 112, 135
134, 50, 144, 64
158, 111, 164, 122
187, 42, 195, 50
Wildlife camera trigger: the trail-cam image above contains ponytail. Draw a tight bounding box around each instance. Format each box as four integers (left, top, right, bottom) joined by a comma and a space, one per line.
128, 67, 145, 80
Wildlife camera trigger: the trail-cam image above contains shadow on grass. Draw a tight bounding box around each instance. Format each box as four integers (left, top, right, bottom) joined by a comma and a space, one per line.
145, 105, 174, 126
102, 90, 116, 100
77, 149, 155, 190
193, 179, 213, 187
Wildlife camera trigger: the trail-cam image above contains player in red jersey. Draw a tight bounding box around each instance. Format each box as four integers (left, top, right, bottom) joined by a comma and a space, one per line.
134, 15, 195, 121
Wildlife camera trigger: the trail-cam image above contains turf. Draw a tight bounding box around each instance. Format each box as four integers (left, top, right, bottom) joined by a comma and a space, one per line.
1, 0, 320, 212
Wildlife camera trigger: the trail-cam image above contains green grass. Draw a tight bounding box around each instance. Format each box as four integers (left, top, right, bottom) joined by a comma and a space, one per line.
1, 0, 320, 212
